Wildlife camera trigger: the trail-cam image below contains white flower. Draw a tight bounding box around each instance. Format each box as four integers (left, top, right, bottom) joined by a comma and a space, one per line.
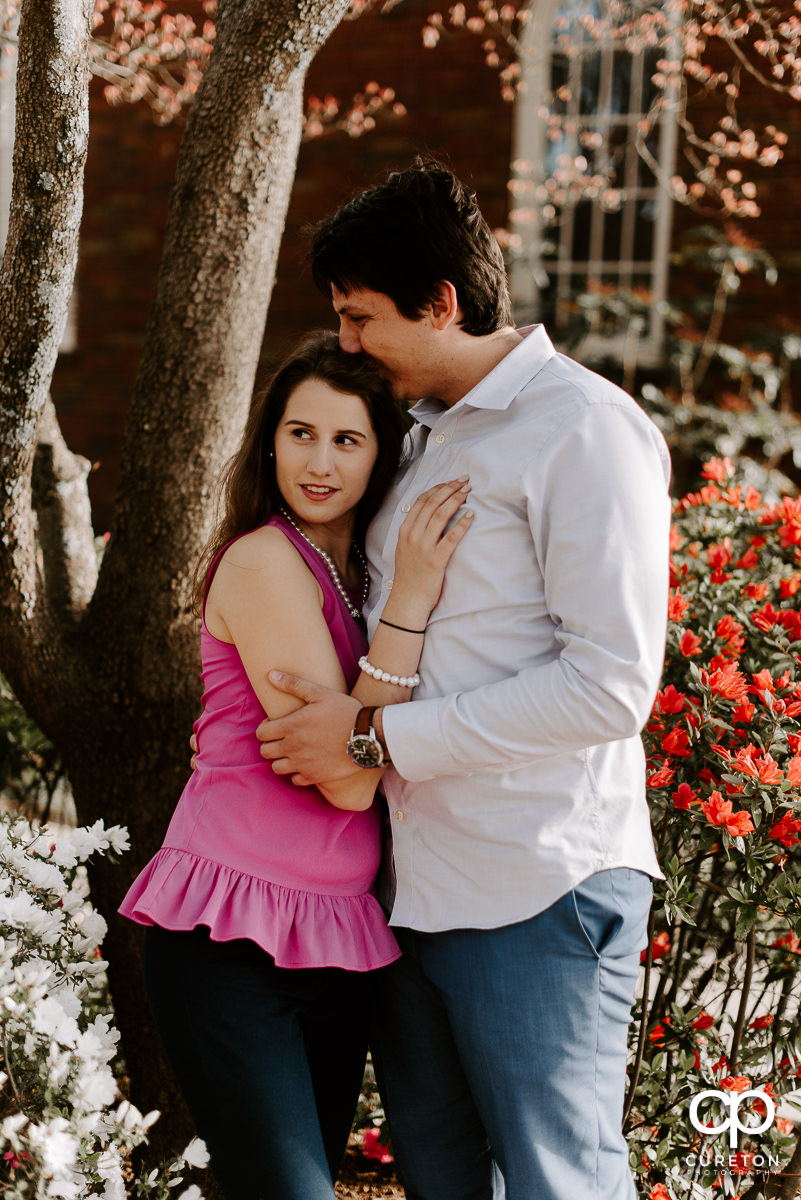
27, 1115, 80, 1175
178, 1187, 204, 1200
74, 909, 108, 946
14, 853, 65, 894
181, 1137, 210, 1169
47, 1046, 73, 1088
32, 995, 80, 1047
105, 825, 130, 855
96, 1146, 126, 1199
2, 1111, 28, 1138
72, 1063, 117, 1111
0, 892, 64, 944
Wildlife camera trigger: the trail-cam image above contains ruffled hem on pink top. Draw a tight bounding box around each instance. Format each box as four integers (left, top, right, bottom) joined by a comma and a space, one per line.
118, 847, 401, 972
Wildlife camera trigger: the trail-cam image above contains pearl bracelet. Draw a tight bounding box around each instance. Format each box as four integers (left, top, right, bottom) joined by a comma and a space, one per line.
358, 655, 420, 688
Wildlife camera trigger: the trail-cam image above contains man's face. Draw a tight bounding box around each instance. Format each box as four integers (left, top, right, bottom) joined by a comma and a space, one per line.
331, 285, 442, 403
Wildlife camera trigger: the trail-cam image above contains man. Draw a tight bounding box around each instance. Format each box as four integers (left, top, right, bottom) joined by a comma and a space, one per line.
258, 158, 670, 1199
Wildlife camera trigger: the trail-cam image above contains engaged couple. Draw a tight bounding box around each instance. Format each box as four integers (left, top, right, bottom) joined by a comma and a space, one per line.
120, 157, 671, 1200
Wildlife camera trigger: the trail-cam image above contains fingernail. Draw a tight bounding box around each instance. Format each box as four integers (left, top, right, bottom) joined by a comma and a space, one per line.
457, 475, 469, 482
269, 670, 284, 682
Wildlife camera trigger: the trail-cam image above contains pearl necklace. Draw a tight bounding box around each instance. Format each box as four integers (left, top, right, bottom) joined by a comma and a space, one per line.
280, 508, 368, 621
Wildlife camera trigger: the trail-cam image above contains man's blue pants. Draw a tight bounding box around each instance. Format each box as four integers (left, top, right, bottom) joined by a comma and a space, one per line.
371, 867, 652, 1200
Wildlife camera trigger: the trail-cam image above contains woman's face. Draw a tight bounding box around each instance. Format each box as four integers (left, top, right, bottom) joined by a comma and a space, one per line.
273, 378, 379, 532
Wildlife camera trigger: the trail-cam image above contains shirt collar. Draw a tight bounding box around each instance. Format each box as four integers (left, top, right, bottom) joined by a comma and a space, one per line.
409, 324, 557, 427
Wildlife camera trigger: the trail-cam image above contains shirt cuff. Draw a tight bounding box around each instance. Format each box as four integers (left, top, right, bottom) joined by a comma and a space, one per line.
382, 697, 461, 782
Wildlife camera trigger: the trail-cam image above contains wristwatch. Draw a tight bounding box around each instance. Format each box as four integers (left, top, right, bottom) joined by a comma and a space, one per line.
347, 706, 390, 769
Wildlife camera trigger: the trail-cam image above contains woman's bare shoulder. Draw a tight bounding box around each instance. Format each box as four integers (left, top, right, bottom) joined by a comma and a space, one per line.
218, 524, 305, 573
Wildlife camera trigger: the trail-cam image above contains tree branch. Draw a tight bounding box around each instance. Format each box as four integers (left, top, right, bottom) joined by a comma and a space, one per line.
0, 0, 94, 680
32, 397, 97, 617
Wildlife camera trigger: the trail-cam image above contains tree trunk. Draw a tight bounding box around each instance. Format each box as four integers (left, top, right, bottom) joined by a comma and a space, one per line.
0, 0, 355, 1175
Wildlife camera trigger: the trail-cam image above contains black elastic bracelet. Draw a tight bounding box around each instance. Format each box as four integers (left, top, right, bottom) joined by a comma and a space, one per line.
378, 617, 426, 635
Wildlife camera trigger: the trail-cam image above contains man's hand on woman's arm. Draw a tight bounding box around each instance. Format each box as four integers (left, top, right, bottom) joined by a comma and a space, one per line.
257, 674, 363, 787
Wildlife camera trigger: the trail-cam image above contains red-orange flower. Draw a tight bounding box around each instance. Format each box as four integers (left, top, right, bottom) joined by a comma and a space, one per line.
656, 685, 687, 714
672, 782, 697, 810
750, 668, 776, 695
729, 1152, 755, 1176
692, 1010, 715, 1030
750, 1014, 774, 1030
701, 791, 755, 836
752, 604, 780, 631
771, 932, 801, 953
649, 1020, 671, 1045
769, 812, 801, 848
753, 754, 783, 784
720, 1075, 751, 1093
661, 727, 691, 757
647, 764, 676, 788
708, 662, 748, 702
641, 930, 671, 963
668, 588, 689, 622
707, 538, 732, 570
787, 757, 801, 786
679, 629, 703, 657
701, 457, 734, 483
736, 546, 760, 569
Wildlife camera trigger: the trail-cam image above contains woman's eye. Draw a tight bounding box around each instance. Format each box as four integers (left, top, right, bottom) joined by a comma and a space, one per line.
336, 435, 358, 446
291, 429, 312, 439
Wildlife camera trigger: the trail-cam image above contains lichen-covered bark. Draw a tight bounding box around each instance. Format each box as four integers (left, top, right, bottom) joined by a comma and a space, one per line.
0, 0, 94, 711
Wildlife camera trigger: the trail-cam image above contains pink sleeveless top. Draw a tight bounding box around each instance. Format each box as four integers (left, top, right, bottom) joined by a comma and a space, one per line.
118, 514, 400, 971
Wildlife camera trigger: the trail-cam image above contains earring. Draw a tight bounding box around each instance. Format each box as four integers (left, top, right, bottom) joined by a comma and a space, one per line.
268, 451, 275, 459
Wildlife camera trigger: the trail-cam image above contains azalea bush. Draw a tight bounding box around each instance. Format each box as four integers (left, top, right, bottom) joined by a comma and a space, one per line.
0, 813, 207, 1198
630, 457, 801, 1199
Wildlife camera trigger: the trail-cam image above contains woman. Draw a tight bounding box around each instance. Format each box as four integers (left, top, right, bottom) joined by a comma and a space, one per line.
118, 331, 471, 1200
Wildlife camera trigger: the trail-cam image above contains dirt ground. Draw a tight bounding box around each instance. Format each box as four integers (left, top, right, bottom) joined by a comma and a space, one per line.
335, 1150, 404, 1199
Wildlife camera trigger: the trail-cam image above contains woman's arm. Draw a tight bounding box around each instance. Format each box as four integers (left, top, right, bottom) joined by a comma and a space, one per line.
207, 479, 472, 810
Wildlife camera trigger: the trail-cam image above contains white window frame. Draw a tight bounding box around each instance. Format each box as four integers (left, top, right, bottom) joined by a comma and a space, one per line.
510, 0, 679, 365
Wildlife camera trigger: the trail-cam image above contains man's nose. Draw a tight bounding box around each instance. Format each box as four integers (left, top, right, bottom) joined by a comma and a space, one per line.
338, 322, 361, 355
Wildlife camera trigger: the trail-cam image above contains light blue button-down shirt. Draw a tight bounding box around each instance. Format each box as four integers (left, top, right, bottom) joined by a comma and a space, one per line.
366, 325, 671, 932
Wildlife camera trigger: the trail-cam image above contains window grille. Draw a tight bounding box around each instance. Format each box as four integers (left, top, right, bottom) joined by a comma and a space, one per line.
510, 0, 679, 364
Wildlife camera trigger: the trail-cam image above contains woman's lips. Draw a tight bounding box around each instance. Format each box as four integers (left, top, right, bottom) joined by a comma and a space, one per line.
299, 484, 338, 500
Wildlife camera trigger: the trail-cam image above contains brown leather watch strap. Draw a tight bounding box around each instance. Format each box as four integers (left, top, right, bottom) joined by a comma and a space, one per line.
354, 705, 378, 735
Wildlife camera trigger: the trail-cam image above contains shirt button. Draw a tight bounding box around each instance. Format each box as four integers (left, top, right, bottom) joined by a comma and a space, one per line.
394, 810, 405, 821
401, 503, 411, 513
385, 579, 393, 589
435, 433, 446, 444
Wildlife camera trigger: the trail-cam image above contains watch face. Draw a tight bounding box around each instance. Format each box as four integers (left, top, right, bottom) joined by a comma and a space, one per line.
348, 733, 384, 769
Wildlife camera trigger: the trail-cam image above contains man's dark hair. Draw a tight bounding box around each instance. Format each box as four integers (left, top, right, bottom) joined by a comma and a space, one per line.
308, 158, 513, 336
